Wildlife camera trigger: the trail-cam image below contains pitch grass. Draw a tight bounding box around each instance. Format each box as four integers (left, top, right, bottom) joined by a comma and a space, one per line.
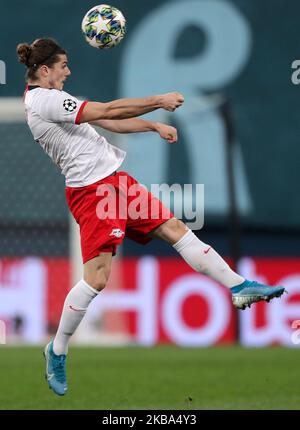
0, 345, 299, 410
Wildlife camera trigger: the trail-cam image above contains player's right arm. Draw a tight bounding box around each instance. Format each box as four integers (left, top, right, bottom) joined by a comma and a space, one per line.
78, 92, 184, 123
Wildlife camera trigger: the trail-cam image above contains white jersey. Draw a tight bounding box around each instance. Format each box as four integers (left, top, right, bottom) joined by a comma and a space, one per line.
24, 85, 126, 187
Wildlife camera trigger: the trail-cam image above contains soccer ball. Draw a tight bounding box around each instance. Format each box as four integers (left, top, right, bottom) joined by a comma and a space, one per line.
81, 4, 126, 49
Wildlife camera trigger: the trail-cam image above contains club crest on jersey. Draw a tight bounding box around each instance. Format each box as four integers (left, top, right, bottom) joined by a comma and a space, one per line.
63, 99, 77, 112
109, 228, 124, 238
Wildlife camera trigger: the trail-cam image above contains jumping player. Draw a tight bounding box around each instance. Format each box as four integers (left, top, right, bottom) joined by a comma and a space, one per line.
17, 38, 286, 396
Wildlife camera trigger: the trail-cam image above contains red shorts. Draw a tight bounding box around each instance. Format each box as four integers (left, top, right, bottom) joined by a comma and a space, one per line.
65, 171, 174, 264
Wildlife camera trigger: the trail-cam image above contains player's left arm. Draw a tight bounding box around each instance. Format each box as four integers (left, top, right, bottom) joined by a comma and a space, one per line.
91, 118, 178, 143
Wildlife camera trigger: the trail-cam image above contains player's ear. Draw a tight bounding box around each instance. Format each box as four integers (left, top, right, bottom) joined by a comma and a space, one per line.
39, 64, 49, 77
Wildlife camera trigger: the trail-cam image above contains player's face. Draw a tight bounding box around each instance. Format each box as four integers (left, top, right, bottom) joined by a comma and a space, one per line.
48, 54, 71, 90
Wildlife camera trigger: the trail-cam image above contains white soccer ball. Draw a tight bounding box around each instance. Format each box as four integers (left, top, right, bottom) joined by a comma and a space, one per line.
81, 4, 126, 49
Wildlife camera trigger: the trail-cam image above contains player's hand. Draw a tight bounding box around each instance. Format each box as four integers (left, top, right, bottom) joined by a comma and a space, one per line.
156, 123, 178, 143
161, 92, 184, 112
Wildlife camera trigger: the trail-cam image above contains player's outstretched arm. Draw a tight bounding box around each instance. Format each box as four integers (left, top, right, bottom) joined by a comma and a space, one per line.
78, 92, 184, 123
91, 119, 178, 143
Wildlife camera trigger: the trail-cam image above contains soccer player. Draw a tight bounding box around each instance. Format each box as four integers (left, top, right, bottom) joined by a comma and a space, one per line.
17, 38, 285, 396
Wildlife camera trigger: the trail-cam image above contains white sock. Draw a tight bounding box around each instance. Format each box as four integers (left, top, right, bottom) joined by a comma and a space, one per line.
53, 279, 99, 355
173, 230, 244, 288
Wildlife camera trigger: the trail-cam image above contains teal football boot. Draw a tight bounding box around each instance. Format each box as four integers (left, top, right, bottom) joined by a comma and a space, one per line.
231, 280, 286, 310
44, 340, 67, 396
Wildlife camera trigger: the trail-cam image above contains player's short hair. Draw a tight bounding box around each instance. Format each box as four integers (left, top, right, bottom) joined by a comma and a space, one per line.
16, 38, 66, 81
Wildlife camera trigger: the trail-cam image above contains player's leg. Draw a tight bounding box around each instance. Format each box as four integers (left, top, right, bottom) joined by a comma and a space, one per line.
54, 252, 112, 354
150, 218, 286, 309
149, 217, 245, 287
45, 252, 112, 396
123, 171, 286, 309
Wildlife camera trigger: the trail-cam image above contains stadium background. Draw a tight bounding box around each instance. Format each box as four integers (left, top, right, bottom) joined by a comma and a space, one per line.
1, 0, 300, 350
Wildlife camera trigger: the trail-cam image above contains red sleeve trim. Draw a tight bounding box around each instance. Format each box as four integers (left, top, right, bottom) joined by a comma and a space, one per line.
75, 101, 88, 125
23, 84, 29, 100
